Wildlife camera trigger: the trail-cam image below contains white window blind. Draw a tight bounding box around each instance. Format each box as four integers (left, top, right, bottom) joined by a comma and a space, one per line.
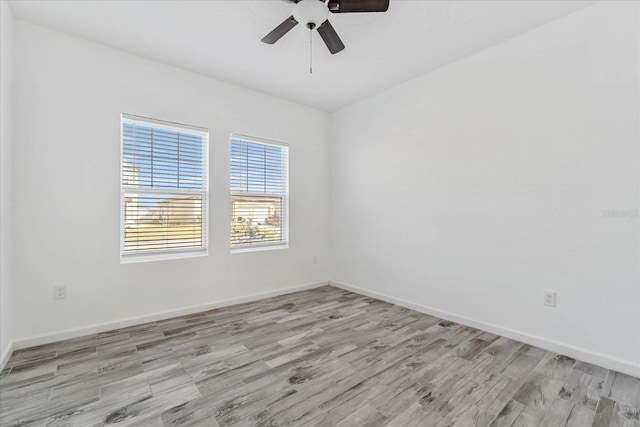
121, 114, 208, 261
230, 134, 289, 250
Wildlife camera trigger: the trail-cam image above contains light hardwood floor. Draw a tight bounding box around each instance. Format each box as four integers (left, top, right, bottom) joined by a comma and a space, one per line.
1, 286, 639, 426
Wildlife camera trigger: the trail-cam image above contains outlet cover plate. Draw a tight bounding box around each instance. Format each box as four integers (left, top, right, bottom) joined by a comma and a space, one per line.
53, 285, 67, 300
543, 291, 556, 307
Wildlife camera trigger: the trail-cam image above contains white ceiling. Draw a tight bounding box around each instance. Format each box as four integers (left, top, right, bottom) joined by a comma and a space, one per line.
8, 0, 594, 112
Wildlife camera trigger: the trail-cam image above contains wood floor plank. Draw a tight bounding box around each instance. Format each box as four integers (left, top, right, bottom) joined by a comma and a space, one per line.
335, 403, 387, 427
489, 400, 525, 427
1, 286, 638, 426
608, 372, 640, 407
513, 372, 565, 411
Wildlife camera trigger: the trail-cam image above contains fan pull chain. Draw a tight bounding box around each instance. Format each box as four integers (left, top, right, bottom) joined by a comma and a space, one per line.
309, 28, 313, 75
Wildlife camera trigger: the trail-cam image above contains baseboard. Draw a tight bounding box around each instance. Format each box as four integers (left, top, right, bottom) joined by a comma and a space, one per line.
14, 281, 329, 351
0, 340, 14, 372
330, 281, 640, 379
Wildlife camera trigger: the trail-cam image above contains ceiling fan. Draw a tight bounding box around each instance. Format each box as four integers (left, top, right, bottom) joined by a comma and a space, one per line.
262, 0, 390, 55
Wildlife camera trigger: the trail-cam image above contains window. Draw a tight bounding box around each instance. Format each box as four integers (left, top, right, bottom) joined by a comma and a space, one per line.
230, 134, 289, 251
121, 114, 208, 262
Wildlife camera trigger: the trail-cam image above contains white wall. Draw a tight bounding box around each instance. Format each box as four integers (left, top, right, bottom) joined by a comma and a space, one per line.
11, 21, 330, 343
330, 1, 639, 375
1, 0, 15, 366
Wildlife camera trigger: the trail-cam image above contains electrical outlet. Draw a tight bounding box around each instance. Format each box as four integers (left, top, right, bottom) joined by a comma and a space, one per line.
543, 291, 556, 307
313, 255, 318, 265
53, 285, 67, 300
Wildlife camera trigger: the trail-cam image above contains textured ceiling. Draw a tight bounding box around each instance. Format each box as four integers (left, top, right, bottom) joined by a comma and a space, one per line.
8, 0, 594, 111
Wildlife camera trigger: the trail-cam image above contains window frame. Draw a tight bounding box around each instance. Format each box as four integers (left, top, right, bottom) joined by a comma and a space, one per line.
229, 133, 289, 253
120, 114, 209, 264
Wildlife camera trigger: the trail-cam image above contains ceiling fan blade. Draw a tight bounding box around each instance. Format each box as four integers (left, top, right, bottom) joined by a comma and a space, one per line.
262, 16, 299, 44
317, 20, 345, 54
328, 0, 389, 13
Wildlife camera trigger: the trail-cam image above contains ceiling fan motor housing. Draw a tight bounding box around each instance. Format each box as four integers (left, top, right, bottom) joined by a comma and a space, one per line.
293, 0, 329, 29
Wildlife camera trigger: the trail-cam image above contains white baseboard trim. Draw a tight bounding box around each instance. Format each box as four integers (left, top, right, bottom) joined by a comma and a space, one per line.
330, 281, 640, 379
14, 281, 329, 351
0, 340, 14, 372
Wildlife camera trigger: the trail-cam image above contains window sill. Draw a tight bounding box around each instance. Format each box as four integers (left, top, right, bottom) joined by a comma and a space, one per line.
231, 244, 288, 254
121, 249, 208, 264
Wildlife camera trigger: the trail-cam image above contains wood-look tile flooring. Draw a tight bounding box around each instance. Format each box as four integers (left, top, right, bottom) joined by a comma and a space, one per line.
1, 286, 639, 427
